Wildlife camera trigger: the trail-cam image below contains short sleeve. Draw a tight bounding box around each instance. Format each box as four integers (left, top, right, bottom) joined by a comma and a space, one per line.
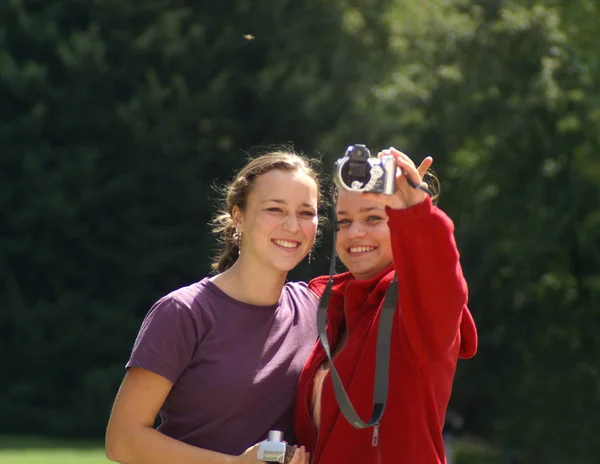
126, 296, 198, 384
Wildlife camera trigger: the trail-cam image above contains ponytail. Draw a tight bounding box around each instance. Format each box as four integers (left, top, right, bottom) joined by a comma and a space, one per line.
211, 213, 240, 273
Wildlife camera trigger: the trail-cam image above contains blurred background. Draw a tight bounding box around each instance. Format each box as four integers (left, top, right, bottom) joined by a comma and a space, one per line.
1, 0, 599, 463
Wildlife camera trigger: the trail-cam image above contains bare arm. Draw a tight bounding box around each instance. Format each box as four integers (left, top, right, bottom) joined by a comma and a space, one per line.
105, 367, 238, 464
106, 368, 310, 464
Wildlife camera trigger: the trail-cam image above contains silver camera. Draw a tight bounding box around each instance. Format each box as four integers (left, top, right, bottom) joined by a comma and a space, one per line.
257, 430, 294, 463
333, 144, 396, 195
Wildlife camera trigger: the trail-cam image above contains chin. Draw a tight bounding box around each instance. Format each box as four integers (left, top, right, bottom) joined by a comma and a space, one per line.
343, 257, 372, 272
346, 262, 377, 278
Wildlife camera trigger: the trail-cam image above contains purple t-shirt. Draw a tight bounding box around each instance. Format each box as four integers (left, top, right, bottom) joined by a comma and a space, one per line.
126, 278, 318, 455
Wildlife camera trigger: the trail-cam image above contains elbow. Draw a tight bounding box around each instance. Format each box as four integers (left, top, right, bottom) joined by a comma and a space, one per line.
105, 436, 122, 463
105, 448, 120, 463
105, 446, 121, 463
105, 426, 132, 463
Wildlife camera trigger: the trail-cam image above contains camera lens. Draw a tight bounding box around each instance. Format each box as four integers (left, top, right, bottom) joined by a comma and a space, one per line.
343, 159, 369, 182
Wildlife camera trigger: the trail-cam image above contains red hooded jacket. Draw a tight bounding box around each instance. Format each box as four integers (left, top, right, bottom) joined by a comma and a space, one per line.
294, 197, 478, 464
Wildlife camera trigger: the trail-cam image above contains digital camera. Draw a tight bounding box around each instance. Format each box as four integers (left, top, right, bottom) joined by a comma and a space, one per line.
333, 144, 396, 195
257, 430, 294, 463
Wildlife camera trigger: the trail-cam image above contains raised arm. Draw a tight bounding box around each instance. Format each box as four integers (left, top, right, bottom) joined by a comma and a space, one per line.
360, 147, 472, 365
386, 197, 468, 364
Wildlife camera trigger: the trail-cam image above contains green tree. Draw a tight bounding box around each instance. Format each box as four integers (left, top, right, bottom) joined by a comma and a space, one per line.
373, 1, 600, 461
0, 0, 394, 436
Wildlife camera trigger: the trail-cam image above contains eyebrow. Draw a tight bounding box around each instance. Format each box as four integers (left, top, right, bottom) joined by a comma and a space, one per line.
262, 199, 316, 208
337, 206, 385, 216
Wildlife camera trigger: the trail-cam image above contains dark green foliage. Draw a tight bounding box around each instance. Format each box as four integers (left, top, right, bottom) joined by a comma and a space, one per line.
1, 0, 599, 462
373, 1, 600, 462
0, 0, 392, 436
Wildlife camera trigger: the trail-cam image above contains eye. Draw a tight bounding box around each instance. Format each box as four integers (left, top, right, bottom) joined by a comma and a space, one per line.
300, 210, 316, 217
266, 207, 283, 213
336, 218, 351, 228
367, 215, 384, 222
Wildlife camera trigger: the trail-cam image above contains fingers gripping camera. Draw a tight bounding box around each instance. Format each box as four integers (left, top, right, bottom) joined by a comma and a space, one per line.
257, 430, 294, 463
333, 144, 396, 195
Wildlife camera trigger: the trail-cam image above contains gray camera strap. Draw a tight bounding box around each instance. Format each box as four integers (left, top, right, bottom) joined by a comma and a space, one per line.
317, 146, 430, 448
316, 216, 398, 446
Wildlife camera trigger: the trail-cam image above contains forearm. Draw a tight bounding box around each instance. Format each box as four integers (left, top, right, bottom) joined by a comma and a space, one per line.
106, 425, 238, 464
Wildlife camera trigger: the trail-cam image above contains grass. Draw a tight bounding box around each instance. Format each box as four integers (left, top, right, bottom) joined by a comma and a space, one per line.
0, 435, 500, 464
455, 437, 500, 464
0, 436, 110, 464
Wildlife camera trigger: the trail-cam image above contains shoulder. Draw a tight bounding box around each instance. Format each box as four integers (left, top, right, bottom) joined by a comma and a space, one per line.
161, 278, 230, 314
283, 280, 320, 303
132, 290, 202, 353
307, 275, 330, 297
307, 272, 354, 298
281, 281, 319, 331
164, 278, 209, 303
142, 293, 195, 329
143, 279, 218, 327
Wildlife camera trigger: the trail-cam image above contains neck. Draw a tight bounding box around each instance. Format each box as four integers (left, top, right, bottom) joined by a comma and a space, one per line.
352, 262, 394, 281
211, 257, 288, 306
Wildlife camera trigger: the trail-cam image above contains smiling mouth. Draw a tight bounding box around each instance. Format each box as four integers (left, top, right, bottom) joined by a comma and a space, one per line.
347, 246, 377, 254
272, 239, 301, 249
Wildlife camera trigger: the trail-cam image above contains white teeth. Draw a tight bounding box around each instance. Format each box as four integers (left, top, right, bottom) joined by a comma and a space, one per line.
349, 246, 376, 253
273, 240, 299, 249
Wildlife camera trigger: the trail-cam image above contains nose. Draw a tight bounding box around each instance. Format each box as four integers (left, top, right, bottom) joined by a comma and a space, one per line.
283, 214, 299, 234
347, 221, 366, 238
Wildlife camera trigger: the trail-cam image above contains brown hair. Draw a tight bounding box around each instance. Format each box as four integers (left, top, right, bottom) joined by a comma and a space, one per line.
211, 150, 322, 273
423, 170, 440, 204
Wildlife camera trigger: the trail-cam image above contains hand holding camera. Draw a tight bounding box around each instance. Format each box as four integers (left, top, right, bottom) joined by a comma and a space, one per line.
334, 144, 433, 210
256, 430, 293, 463
238, 431, 309, 464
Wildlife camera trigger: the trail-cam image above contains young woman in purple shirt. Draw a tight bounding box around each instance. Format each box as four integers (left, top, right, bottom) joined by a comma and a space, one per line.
105, 152, 320, 464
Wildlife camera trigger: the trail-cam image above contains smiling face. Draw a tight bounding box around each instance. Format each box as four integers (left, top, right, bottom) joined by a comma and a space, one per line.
335, 190, 393, 280
233, 168, 319, 274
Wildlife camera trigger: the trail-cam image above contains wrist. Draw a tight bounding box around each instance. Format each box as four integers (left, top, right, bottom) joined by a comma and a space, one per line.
388, 194, 427, 211
386, 195, 432, 219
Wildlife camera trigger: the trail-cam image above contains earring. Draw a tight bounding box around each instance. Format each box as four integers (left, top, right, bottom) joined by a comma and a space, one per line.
233, 230, 242, 247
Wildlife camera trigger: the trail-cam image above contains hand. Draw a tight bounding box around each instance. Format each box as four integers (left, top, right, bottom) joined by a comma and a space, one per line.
236, 443, 310, 464
288, 445, 310, 464
236, 443, 261, 464
362, 147, 433, 210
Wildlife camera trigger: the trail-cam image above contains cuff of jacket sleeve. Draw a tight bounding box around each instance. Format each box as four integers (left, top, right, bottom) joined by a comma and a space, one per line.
385, 195, 433, 223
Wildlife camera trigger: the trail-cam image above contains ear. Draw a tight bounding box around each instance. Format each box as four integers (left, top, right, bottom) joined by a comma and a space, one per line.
231, 205, 244, 232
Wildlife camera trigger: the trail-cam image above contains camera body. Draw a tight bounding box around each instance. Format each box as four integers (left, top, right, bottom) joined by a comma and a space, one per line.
333, 144, 396, 195
257, 430, 294, 463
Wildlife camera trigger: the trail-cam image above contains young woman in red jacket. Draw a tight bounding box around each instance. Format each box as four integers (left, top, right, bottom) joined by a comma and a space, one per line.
294, 147, 478, 464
